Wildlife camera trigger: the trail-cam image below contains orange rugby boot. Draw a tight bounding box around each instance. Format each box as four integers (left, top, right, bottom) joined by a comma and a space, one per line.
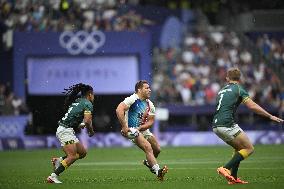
217, 167, 236, 182
228, 177, 248, 185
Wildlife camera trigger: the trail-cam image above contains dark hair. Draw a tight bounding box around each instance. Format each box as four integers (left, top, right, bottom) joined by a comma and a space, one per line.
135, 80, 149, 93
63, 83, 93, 110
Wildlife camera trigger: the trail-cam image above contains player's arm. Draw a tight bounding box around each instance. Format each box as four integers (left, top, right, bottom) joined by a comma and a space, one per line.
83, 111, 95, 137
244, 98, 283, 123
137, 115, 155, 131
116, 102, 130, 136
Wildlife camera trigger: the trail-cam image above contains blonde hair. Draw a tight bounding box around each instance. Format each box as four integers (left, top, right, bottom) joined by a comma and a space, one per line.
227, 68, 241, 81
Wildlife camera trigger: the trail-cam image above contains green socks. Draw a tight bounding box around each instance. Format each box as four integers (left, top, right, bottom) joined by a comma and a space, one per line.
224, 152, 244, 170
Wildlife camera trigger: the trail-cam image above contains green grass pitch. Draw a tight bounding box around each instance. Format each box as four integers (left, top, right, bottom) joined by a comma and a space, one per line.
0, 145, 284, 189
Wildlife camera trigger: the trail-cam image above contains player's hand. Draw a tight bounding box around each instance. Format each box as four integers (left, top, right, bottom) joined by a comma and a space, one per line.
121, 127, 130, 137
270, 115, 284, 123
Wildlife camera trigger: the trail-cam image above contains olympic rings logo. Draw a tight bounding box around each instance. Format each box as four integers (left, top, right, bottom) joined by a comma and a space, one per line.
59, 30, 106, 55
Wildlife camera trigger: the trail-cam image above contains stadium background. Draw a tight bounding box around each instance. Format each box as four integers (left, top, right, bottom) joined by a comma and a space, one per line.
1, 0, 283, 148
0, 0, 284, 188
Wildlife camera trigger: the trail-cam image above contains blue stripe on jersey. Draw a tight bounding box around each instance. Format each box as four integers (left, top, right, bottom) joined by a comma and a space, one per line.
128, 99, 148, 128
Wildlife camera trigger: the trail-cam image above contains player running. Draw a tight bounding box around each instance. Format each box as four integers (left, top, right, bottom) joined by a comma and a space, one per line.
116, 80, 168, 181
212, 68, 283, 184
47, 83, 95, 184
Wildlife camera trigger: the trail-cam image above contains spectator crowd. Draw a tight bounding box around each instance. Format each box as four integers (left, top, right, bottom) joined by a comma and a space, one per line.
0, 0, 283, 115
0, 0, 153, 33
151, 31, 284, 110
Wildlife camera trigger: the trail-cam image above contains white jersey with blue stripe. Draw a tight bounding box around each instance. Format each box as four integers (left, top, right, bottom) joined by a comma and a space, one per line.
123, 93, 155, 128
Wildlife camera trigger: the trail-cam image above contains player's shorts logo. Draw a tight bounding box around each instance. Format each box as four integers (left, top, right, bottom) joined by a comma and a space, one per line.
59, 30, 106, 55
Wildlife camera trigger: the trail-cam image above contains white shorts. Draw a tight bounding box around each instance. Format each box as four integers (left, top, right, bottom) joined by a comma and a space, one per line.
56, 125, 79, 146
130, 129, 153, 142
141, 129, 154, 140
213, 124, 243, 142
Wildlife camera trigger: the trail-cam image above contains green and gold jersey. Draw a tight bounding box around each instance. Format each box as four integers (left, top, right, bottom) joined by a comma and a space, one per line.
58, 97, 93, 129
212, 83, 249, 128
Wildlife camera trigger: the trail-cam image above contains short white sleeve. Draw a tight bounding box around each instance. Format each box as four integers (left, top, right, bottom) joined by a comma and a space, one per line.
123, 93, 138, 107
148, 100, 155, 116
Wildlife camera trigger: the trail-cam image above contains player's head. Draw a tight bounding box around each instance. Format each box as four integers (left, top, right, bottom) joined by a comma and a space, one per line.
81, 84, 94, 103
135, 80, 151, 99
226, 67, 241, 82
63, 83, 94, 110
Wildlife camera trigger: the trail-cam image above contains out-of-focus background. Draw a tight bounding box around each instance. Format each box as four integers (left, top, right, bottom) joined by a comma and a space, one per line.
0, 0, 284, 149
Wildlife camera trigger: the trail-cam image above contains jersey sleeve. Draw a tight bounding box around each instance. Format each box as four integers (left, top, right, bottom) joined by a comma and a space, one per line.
84, 101, 93, 115
239, 86, 250, 103
148, 100, 155, 116
123, 94, 137, 107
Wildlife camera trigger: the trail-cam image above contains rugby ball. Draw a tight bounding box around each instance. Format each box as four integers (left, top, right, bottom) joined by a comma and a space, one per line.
126, 128, 139, 139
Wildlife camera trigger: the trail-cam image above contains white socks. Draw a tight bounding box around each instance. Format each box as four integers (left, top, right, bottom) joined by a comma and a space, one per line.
51, 173, 57, 177
151, 164, 160, 175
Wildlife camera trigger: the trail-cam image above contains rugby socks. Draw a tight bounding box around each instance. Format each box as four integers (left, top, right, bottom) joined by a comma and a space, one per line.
224, 152, 244, 170
152, 164, 160, 175
54, 160, 68, 176
54, 154, 80, 176
231, 162, 240, 179
224, 149, 250, 171
230, 151, 240, 179
238, 149, 249, 159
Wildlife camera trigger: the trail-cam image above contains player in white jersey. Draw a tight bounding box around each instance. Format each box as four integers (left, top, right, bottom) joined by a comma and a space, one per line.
116, 80, 168, 181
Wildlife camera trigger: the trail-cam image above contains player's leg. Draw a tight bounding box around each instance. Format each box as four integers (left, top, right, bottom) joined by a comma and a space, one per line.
226, 150, 249, 184
147, 135, 161, 158
228, 156, 246, 184
135, 134, 168, 181
55, 143, 80, 175
225, 131, 254, 170
47, 143, 79, 184
48, 144, 86, 183
224, 131, 253, 184
147, 135, 168, 181
214, 125, 249, 183
47, 126, 80, 183
142, 131, 161, 170
135, 134, 157, 168
51, 126, 67, 170
76, 142, 87, 159
52, 144, 85, 169
230, 150, 240, 179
